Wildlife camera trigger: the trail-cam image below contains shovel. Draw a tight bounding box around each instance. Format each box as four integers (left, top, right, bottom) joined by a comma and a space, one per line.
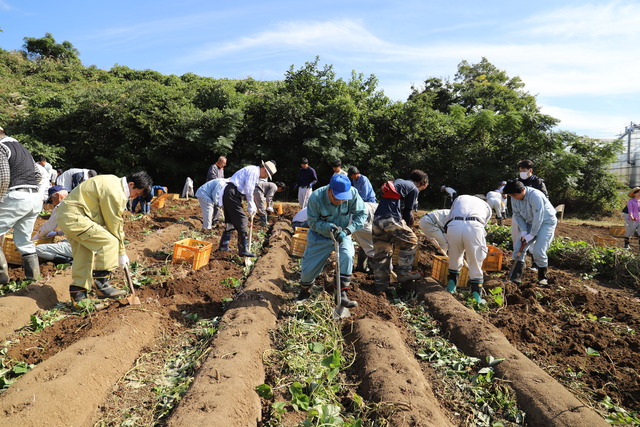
245, 214, 255, 268
123, 264, 141, 305
509, 238, 533, 284
330, 230, 350, 320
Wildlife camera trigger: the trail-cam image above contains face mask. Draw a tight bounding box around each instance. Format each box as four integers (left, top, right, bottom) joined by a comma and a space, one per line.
519, 172, 530, 180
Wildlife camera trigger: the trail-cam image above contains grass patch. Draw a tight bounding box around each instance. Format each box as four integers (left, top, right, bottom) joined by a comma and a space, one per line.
259, 293, 381, 426
395, 295, 526, 426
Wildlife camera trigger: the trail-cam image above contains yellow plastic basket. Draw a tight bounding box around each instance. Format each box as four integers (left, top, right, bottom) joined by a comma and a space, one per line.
430, 255, 469, 286
3, 233, 55, 265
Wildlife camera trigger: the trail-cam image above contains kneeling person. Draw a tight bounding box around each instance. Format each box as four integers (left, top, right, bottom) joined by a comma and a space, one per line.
297, 175, 367, 308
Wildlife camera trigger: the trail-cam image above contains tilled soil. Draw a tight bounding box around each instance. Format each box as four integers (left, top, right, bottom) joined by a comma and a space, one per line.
0, 200, 638, 426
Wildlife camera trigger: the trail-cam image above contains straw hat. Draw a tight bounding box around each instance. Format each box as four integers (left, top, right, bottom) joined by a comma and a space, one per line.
628, 187, 640, 198
261, 160, 277, 180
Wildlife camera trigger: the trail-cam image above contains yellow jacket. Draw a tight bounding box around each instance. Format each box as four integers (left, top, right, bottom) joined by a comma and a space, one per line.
58, 175, 128, 255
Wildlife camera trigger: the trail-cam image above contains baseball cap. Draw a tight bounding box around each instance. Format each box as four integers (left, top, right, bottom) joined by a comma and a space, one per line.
329, 174, 352, 200
48, 185, 64, 198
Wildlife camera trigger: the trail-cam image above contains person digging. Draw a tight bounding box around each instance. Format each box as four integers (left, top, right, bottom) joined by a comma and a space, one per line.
218, 160, 277, 257
57, 172, 153, 305
371, 170, 429, 293
295, 174, 367, 308
444, 195, 492, 304
502, 180, 557, 285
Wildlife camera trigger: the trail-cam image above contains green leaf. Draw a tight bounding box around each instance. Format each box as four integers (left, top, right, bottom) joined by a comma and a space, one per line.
486, 355, 504, 366
272, 401, 287, 414
309, 342, 325, 353
255, 383, 273, 399
586, 347, 600, 356
321, 349, 341, 370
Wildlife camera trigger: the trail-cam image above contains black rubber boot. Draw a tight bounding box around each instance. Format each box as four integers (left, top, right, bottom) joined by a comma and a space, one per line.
340, 275, 358, 308
52, 255, 73, 265
624, 238, 630, 249
92, 270, 126, 298
296, 281, 313, 302
340, 290, 358, 308
261, 215, 268, 226
0, 250, 9, 285
470, 280, 486, 304
447, 270, 459, 293
69, 285, 88, 305
238, 233, 256, 257
537, 267, 548, 285
218, 230, 233, 251
22, 253, 40, 281
396, 270, 421, 282
355, 247, 367, 272
497, 217, 503, 226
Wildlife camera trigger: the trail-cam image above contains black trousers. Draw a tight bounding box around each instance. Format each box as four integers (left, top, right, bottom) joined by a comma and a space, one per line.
222, 183, 248, 234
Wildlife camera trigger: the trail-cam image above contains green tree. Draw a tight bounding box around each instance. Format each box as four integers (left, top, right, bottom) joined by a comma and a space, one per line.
22, 33, 80, 63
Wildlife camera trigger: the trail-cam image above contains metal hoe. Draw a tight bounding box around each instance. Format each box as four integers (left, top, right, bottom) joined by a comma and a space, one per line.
245, 214, 255, 268
330, 229, 350, 320
123, 264, 141, 305
509, 238, 534, 284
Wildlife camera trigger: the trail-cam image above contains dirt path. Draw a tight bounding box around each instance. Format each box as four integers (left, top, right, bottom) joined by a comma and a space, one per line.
0, 309, 162, 426
0, 223, 185, 344
167, 223, 290, 426
346, 318, 453, 427
419, 278, 609, 427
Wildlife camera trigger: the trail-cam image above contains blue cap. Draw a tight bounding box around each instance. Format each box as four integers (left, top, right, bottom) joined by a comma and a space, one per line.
329, 174, 353, 200
47, 185, 64, 198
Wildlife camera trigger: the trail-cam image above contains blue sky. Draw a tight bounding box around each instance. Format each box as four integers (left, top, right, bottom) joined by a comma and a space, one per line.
1, 0, 638, 139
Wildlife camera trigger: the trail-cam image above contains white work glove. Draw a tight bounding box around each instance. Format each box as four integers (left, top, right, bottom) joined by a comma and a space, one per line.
523, 234, 534, 243
248, 201, 257, 216
266, 206, 274, 213
519, 231, 527, 238
119, 254, 130, 267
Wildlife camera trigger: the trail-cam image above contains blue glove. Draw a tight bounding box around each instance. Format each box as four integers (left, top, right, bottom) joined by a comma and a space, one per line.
335, 230, 347, 243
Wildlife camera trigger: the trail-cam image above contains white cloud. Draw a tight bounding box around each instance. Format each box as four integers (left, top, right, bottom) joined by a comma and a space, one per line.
184, 19, 392, 63
540, 104, 629, 138
522, 0, 640, 39
0, 0, 12, 11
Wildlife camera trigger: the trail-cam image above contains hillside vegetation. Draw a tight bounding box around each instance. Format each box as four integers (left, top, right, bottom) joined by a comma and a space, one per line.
0, 35, 625, 214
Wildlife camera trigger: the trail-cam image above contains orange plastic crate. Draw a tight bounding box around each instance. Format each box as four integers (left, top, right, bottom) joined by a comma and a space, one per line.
151, 193, 167, 208
594, 235, 617, 247
430, 255, 469, 286
272, 203, 283, 215
290, 233, 307, 257
609, 226, 625, 237
482, 245, 503, 271
2, 233, 55, 265
172, 238, 212, 270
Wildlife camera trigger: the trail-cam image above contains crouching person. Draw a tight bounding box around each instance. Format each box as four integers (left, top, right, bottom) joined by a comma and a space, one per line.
58, 172, 152, 304
32, 185, 73, 265
502, 180, 557, 285
296, 175, 367, 308
445, 195, 492, 303
371, 170, 429, 292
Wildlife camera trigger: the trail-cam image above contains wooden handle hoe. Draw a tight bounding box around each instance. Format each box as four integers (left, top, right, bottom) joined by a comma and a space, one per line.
124, 264, 141, 305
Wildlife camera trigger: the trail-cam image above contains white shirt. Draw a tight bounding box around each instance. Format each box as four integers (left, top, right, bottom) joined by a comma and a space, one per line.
229, 165, 260, 210
447, 195, 492, 225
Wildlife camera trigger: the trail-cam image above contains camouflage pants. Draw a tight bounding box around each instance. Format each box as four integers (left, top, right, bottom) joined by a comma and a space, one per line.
371, 216, 418, 285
